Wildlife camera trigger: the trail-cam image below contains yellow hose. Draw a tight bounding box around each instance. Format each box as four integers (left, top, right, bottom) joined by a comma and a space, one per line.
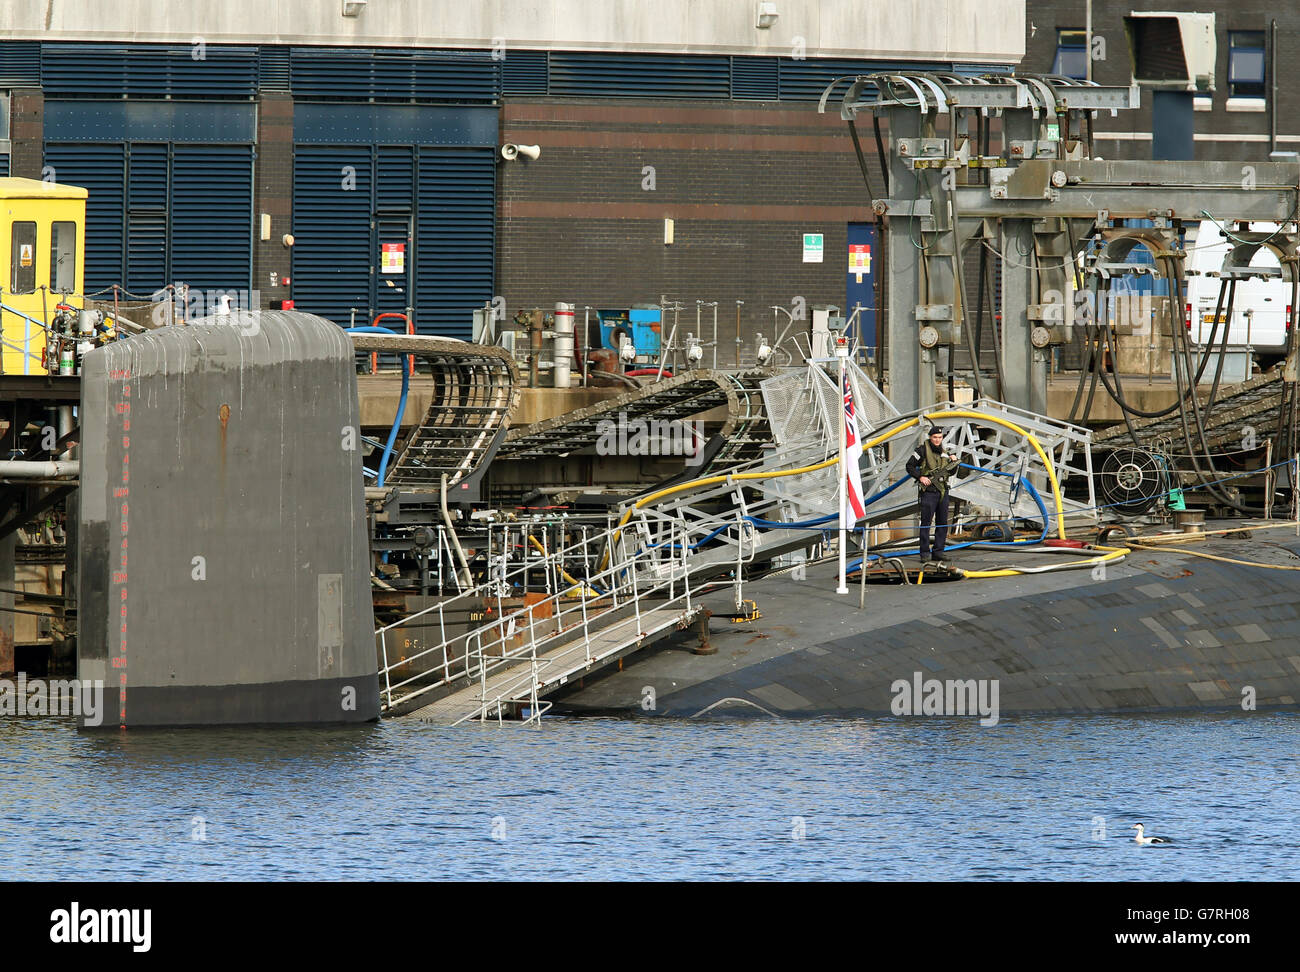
1129, 539, 1300, 571
599, 408, 1070, 569
959, 543, 1129, 579
526, 534, 593, 594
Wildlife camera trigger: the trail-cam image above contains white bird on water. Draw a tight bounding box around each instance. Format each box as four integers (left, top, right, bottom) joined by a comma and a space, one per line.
1133, 823, 1172, 846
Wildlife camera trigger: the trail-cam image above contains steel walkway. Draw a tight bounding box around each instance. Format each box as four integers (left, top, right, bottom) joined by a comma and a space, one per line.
403, 602, 698, 725
375, 359, 1099, 726
495, 368, 773, 470
349, 333, 519, 488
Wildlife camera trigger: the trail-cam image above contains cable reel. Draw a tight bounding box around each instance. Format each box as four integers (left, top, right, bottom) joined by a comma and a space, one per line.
1098, 448, 1164, 515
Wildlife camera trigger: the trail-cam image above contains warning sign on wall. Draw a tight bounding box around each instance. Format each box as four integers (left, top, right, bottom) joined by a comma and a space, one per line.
802, 233, 824, 263
381, 243, 405, 274
19, 244, 34, 268
849, 243, 871, 281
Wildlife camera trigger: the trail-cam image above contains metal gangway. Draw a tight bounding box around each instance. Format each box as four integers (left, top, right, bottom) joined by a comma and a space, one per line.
349, 333, 519, 489
495, 368, 774, 471
375, 359, 1099, 725
376, 517, 710, 725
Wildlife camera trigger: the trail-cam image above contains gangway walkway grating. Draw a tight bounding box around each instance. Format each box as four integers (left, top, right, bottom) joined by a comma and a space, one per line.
406, 602, 700, 725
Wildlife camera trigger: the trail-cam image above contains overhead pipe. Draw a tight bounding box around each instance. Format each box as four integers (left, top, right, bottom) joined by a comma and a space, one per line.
0, 460, 79, 478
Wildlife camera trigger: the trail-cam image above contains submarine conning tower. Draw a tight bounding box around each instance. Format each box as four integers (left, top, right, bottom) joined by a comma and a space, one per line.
76, 310, 379, 728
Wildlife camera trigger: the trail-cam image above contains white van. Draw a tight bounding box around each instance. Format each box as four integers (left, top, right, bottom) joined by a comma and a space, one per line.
1183, 220, 1290, 368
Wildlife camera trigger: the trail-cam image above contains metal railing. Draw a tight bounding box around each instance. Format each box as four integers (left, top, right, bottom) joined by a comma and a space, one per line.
375, 359, 1103, 719
376, 515, 713, 716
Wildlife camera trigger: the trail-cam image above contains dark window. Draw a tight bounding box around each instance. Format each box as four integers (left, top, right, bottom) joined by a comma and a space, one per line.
1052, 29, 1088, 80
1229, 31, 1266, 98
50, 221, 77, 294
10, 221, 36, 294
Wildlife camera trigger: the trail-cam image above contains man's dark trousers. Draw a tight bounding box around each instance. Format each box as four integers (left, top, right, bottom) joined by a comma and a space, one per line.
918, 490, 949, 559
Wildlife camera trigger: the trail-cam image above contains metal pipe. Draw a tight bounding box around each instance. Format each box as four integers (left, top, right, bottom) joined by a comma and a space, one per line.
553, 301, 574, 388
0, 460, 79, 478
581, 306, 590, 385
528, 311, 542, 387
735, 300, 743, 366
439, 473, 473, 589
711, 301, 719, 369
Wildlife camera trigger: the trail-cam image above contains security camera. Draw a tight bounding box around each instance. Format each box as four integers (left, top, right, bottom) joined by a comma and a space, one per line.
501, 143, 541, 162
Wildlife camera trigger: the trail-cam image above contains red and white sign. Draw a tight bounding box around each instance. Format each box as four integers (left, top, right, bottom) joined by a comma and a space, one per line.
381, 243, 405, 275
848, 243, 871, 281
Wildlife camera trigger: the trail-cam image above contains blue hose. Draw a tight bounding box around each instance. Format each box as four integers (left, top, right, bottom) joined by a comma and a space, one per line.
743, 474, 914, 530
346, 326, 407, 488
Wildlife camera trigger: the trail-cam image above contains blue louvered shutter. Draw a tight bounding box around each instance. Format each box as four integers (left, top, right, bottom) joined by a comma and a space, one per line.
548, 53, 730, 99
43, 142, 127, 293
777, 60, 948, 101
730, 58, 778, 100
0, 40, 41, 86
502, 50, 548, 95
292, 147, 374, 325
415, 148, 495, 339
41, 43, 256, 98
126, 143, 169, 295
170, 145, 253, 294
291, 48, 499, 103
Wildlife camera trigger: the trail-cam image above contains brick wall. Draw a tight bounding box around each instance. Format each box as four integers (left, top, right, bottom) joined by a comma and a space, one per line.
1025, 0, 1300, 162
9, 88, 43, 179
254, 92, 294, 308
498, 99, 878, 360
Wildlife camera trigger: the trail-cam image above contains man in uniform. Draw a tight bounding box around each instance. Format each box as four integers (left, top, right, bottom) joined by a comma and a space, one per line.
905, 426, 958, 563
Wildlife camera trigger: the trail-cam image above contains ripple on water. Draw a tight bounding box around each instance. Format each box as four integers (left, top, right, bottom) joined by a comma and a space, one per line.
0, 712, 1298, 879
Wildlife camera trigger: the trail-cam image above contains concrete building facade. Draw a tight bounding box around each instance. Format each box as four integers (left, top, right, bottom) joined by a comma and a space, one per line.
2, 1, 1024, 349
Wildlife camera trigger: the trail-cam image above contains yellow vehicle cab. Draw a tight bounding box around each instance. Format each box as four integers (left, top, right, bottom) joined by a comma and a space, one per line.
0, 177, 88, 374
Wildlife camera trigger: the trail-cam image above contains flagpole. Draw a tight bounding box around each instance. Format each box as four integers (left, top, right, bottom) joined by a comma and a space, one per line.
836, 339, 849, 594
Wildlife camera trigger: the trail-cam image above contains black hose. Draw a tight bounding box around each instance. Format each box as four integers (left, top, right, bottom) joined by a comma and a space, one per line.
982, 239, 1007, 401
1066, 318, 1095, 425
974, 241, 987, 379
1095, 273, 1231, 420
1166, 256, 1268, 514
1062, 219, 1092, 424
873, 114, 890, 197
1090, 280, 1145, 448
950, 198, 985, 400
846, 119, 877, 201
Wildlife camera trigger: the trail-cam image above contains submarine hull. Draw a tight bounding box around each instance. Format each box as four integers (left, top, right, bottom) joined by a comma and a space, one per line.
548, 530, 1300, 718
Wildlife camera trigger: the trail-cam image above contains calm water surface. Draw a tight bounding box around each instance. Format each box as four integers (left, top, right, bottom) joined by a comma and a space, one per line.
1, 712, 1297, 880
